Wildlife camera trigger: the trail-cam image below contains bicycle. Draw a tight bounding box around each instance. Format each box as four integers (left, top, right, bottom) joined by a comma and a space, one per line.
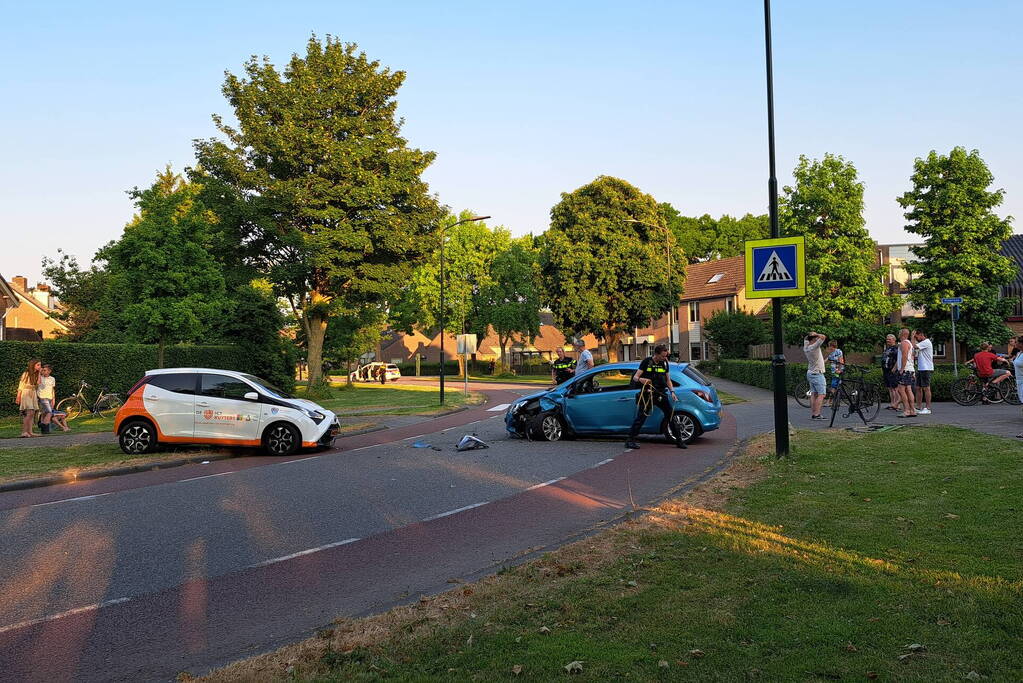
828, 365, 881, 426
950, 362, 1014, 406
56, 381, 123, 420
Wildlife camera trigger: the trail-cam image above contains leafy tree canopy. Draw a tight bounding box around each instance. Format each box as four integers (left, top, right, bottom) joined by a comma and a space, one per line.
660, 204, 768, 263
478, 236, 541, 368
193, 35, 443, 386
703, 310, 769, 359
780, 154, 899, 349
538, 176, 686, 360
898, 147, 1016, 349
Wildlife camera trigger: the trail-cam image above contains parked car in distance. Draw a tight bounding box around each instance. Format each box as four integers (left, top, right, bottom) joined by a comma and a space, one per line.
505, 361, 721, 444
114, 368, 340, 457
349, 362, 401, 383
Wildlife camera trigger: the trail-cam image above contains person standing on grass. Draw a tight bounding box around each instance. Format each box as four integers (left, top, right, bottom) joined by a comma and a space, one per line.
15, 359, 42, 437
896, 328, 917, 418
913, 330, 934, 414
573, 338, 593, 375
881, 334, 901, 411
803, 331, 827, 420
36, 363, 56, 434
824, 339, 844, 408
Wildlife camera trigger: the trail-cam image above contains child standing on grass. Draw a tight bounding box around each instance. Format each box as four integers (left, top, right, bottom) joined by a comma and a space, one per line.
37, 363, 56, 434
15, 359, 42, 437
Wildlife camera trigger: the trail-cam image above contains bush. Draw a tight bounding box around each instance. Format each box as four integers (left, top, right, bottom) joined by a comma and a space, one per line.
395, 361, 460, 376
700, 358, 959, 402
703, 311, 769, 358
0, 341, 255, 416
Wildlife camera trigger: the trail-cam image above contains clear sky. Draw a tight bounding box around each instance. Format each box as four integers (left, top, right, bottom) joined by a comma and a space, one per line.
2, 0, 1020, 286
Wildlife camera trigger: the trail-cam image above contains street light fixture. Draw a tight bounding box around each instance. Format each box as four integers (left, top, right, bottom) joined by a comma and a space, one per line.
625, 218, 678, 360
439, 215, 491, 404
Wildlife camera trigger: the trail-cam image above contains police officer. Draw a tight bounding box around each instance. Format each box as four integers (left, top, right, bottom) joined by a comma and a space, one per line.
551, 347, 575, 385
624, 344, 686, 450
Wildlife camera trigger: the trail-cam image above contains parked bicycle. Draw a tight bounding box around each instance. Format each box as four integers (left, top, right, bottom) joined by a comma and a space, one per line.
55, 381, 123, 420
793, 371, 885, 411
827, 365, 881, 426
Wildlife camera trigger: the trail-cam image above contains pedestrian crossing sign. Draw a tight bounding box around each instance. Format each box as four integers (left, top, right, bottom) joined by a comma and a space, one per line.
744, 236, 805, 299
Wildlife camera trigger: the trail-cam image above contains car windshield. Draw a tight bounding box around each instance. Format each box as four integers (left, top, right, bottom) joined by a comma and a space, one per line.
682, 365, 712, 386
240, 374, 294, 399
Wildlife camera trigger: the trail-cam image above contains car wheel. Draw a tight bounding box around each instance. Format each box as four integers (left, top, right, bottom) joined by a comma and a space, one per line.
264, 422, 300, 456
665, 412, 699, 445
119, 419, 158, 455
530, 410, 564, 442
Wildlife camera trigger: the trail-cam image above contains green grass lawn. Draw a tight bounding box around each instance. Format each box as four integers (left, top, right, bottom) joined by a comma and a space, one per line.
716, 389, 746, 405
213, 426, 1023, 681
310, 383, 486, 416
0, 412, 114, 440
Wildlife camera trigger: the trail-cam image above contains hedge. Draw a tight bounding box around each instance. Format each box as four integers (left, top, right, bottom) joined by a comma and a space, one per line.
698, 358, 959, 403
395, 360, 461, 376
1, 341, 254, 417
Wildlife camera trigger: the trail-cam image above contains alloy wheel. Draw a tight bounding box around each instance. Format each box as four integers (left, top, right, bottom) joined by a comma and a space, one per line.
267, 425, 296, 454
121, 424, 152, 454
671, 414, 697, 444
542, 415, 562, 441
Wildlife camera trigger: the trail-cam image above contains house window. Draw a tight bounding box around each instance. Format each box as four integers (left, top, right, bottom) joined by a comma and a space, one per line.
707, 272, 725, 284
933, 341, 946, 357
690, 344, 702, 361
688, 301, 700, 323
726, 298, 735, 313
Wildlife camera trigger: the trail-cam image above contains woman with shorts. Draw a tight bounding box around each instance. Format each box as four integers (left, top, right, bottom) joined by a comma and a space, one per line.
15, 359, 42, 437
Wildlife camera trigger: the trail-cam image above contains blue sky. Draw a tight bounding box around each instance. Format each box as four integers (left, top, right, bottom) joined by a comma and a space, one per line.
2, 1, 1020, 285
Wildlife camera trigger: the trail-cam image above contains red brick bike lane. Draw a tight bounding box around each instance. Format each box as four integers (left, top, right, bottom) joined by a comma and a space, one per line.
0, 388, 526, 511
0, 411, 737, 682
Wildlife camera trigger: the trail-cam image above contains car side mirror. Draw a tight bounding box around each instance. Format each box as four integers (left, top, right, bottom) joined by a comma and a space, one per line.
243, 392, 259, 401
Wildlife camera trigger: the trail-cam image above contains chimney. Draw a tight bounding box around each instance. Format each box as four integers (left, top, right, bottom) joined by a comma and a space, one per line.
11, 276, 27, 291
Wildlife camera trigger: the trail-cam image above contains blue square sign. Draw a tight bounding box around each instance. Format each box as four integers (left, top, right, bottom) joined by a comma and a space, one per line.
744, 236, 805, 298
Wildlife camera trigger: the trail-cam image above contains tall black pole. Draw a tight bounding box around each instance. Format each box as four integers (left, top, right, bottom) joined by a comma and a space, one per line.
764, 0, 790, 456
439, 234, 446, 405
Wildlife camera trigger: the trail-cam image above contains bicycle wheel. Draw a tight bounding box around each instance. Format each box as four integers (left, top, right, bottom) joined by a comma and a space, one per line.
96, 395, 123, 417
950, 378, 980, 406
56, 397, 85, 421
1001, 377, 1021, 406
857, 385, 881, 422
792, 379, 812, 408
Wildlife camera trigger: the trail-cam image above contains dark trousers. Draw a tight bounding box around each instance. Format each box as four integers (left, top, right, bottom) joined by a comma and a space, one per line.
629, 390, 674, 439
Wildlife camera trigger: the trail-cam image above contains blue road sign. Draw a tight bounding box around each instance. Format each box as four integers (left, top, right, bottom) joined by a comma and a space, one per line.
744, 236, 805, 298
941, 297, 963, 304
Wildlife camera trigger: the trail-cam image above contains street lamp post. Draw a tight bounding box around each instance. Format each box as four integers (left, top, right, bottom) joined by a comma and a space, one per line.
625, 219, 677, 360
439, 215, 490, 405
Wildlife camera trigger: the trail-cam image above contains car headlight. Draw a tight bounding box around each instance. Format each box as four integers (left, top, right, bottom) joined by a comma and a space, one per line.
302, 408, 326, 424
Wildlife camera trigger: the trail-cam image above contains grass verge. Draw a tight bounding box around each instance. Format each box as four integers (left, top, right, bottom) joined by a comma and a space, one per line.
202, 425, 1023, 682
0, 421, 376, 483
716, 390, 746, 405
0, 413, 114, 440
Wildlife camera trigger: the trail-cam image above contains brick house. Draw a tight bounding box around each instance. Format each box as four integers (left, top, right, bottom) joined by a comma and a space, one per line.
4, 276, 69, 340
0, 275, 20, 341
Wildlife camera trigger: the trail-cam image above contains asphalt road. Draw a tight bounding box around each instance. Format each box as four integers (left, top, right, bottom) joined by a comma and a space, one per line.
0, 383, 737, 682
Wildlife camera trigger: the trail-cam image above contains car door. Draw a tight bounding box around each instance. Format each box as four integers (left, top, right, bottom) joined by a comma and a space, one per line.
563, 369, 639, 432
194, 373, 262, 443
142, 372, 197, 438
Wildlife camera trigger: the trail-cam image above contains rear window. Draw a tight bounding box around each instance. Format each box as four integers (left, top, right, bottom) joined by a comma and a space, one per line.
683, 365, 712, 386
148, 373, 197, 395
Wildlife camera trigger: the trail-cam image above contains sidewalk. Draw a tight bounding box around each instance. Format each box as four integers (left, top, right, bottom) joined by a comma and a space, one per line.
711, 375, 1023, 441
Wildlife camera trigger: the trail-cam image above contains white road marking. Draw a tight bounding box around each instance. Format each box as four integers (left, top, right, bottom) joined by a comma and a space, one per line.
422, 501, 488, 521
0, 597, 131, 635
178, 471, 235, 483
32, 492, 114, 508
252, 538, 360, 567
486, 403, 511, 412
592, 458, 615, 467
526, 476, 565, 491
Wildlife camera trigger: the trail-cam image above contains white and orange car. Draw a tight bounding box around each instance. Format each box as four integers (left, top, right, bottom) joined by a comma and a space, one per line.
114, 368, 340, 456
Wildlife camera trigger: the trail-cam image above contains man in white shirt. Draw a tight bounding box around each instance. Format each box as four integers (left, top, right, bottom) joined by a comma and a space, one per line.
803, 332, 826, 419
913, 330, 933, 414
573, 339, 593, 375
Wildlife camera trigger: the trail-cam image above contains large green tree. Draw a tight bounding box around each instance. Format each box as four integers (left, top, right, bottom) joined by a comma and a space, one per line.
780, 154, 898, 348
660, 205, 768, 263
194, 36, 443, 386
478, 236, 541, 368
40, 250, 111, 340
97, 167, 228, 366
898, 147, 1016, 348
538, 176, 686, 360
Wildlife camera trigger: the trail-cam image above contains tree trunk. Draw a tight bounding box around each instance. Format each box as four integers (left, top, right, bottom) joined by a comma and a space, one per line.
158, 338, 165, 368
345, 360, 354, 387
603, 325, 622, 362
499, 333, 510, 371
306, 312, 329, 387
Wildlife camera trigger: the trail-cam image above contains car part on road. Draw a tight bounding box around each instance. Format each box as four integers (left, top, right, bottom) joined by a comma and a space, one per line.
530, 410, 564, 442
455, 435, 488, 451
118, 419, 158, 455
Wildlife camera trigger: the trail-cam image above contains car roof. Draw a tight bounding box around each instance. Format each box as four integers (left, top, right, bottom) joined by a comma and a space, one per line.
583, 361, 690, 372
145, 368, 250, 377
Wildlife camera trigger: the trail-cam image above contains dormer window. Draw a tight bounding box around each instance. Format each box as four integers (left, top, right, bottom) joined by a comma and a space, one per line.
707, 273, 725, 284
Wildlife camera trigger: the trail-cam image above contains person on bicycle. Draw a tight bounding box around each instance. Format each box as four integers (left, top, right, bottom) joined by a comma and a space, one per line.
973, 343, 1009, 403
825, 339, 845, 408
913, 330, 934, 414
